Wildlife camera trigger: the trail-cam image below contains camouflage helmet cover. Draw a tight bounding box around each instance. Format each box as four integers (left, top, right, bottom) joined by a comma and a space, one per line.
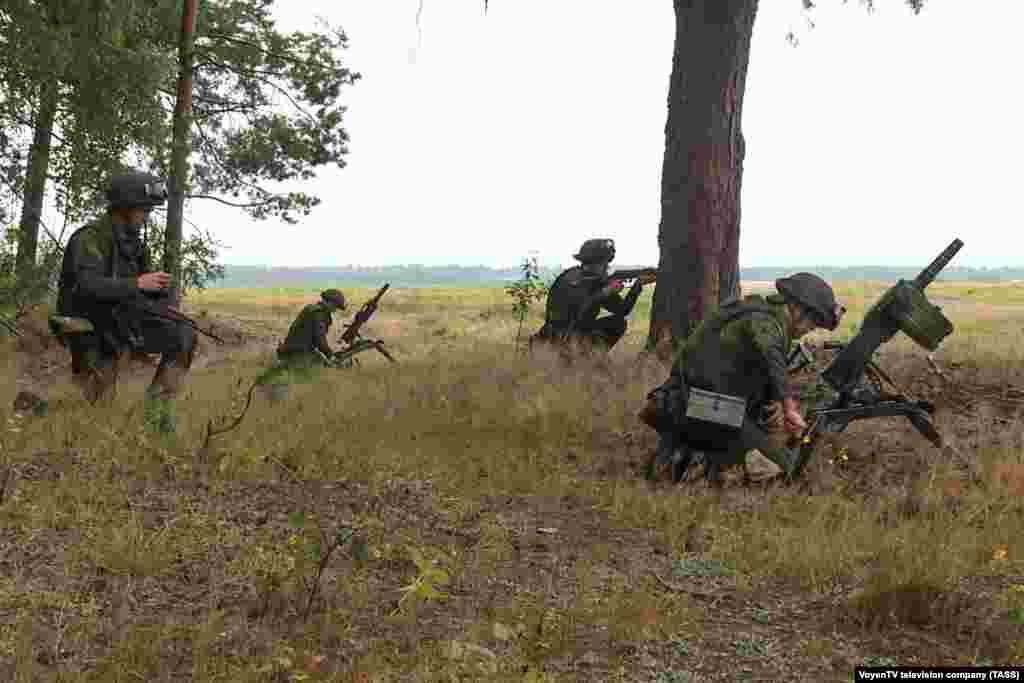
105, 170, 168, 209
573, 238, 616, 264
775, 272, 839, 330
320, 288, 346, 308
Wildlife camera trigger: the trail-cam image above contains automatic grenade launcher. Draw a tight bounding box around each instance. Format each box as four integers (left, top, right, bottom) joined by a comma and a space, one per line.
789, 238, 965, 479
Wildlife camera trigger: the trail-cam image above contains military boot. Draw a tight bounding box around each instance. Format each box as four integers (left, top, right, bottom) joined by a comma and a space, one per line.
146, 357, 189, 439
144, 384, 176, 437
73, 357, 121, 406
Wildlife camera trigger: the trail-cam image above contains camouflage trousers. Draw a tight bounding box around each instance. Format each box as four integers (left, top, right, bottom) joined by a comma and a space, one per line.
640, 378, 795, 482
69, 316, 196, 435
532, 315, 628, 353
262, 351, 330, 402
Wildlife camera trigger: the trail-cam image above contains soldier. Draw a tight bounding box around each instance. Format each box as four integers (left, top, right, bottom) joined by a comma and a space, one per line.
52, 169, 196, 435
640, 273, 842, 484
276, 289, 348, 367
532, 238, 656, 351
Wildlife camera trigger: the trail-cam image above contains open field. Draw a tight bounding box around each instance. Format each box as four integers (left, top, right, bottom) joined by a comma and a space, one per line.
2, 280, 1024, 681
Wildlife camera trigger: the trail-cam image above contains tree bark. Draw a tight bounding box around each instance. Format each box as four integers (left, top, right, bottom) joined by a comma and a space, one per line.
15, 81, 59, 285
646, 0, 758, 360
165, 0, 199, 305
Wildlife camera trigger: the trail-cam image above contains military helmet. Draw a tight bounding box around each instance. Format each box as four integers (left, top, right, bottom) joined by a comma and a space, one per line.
105, 170, 168, 209
573, 238, 616, 264
320, 288, 346, 308
775, 272, 839, 330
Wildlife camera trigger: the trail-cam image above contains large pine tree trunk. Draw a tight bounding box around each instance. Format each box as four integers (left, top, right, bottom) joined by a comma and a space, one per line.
15, 82, 59, 285
164, 0, 199, 305
646, 0, 758, 359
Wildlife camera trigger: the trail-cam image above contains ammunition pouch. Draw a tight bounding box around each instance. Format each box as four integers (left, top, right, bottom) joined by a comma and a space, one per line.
685, 388, 747, 429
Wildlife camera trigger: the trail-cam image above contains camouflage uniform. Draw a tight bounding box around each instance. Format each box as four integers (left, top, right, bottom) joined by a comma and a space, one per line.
54, 173, 195, 433
267, 290, 347, 401
642, 273, 839, 484
533, 239, 641, 350
276, 289, 346, 366
669, 295, 796, 474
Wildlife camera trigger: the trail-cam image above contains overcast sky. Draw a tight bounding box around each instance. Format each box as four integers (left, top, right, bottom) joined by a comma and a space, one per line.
185, 0, 1021, 269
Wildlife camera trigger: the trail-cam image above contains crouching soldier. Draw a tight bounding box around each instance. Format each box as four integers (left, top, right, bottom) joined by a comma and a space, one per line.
639, 273, 843, 485
262, 289, 348, 401
277, 289, 348, 367
50, 170, 197, 436
532, 238, 655, 352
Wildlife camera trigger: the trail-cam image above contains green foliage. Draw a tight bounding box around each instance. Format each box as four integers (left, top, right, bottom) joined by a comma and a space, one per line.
669, 638, 691, 657
285, 510, 361, 620
654, 672, 693, 683
671, 557, 737, 579
143, 218, 225, 295
733, 635, 769, 658
862, 655, 898, 667
164, 1, 362, 223
505, 252, 549, 351
0, 224, 60, 307
395, 547, 451, 615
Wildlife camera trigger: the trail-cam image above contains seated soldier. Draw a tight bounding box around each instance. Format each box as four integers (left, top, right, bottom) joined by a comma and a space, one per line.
532, 238, 655, 351
640, 273, 844, 484
276, 289, 347, 367
53, 170, 196, 435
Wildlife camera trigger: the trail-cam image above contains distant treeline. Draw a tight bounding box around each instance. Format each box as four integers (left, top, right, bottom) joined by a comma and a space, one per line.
211, 264, 1024, 289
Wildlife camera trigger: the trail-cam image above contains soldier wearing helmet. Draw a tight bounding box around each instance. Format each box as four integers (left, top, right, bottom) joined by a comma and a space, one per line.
52, 169, 196, 435
532, 239, 655, 351
640, 272, 844, 485
276, 288, 348, 366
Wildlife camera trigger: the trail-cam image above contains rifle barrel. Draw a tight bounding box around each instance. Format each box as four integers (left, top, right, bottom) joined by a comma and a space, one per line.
913, 239, 964, 290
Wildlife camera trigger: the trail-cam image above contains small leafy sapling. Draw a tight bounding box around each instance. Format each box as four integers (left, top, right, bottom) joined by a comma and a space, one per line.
286, 510, 363, 620
505, 251, 549, 352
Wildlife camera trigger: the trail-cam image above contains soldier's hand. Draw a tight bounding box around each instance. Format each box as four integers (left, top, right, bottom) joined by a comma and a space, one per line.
763, 401, 784, 429
137, 271, 171, 291
782, 397, 808, 434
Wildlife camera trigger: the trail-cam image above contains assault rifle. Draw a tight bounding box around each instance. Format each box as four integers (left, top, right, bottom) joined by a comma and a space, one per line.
49, 299, 226, 348
578, 266, 658, 287
120, 299, 227, 345
789, 238, 964, 480
335, 283, 395, 364
607, 266, 657, 285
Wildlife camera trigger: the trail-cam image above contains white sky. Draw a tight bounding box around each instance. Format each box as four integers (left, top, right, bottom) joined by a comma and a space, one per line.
185, 0, 1022, 269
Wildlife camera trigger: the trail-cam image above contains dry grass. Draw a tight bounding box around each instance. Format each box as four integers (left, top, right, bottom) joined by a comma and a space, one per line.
3, 280, 1024, 681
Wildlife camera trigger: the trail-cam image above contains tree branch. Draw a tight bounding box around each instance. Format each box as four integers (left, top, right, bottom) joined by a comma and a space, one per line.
194, 55, 317, 124
200, 31, 339, 70
185, 193, 279, 208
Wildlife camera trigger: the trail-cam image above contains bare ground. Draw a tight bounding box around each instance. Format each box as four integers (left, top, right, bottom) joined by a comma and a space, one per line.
2, 290, 1023, 681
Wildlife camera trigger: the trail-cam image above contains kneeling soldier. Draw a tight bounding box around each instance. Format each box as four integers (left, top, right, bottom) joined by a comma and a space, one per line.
277, 289, 348, 367
51, 170, 196, 435
640, 273, 843, 484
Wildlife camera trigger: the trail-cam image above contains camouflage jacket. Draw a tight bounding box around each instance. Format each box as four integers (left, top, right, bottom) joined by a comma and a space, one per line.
673, 294, 798, 412
278, 302, 334, 357
57, 214, 163, 323
543, 265, 642, 331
